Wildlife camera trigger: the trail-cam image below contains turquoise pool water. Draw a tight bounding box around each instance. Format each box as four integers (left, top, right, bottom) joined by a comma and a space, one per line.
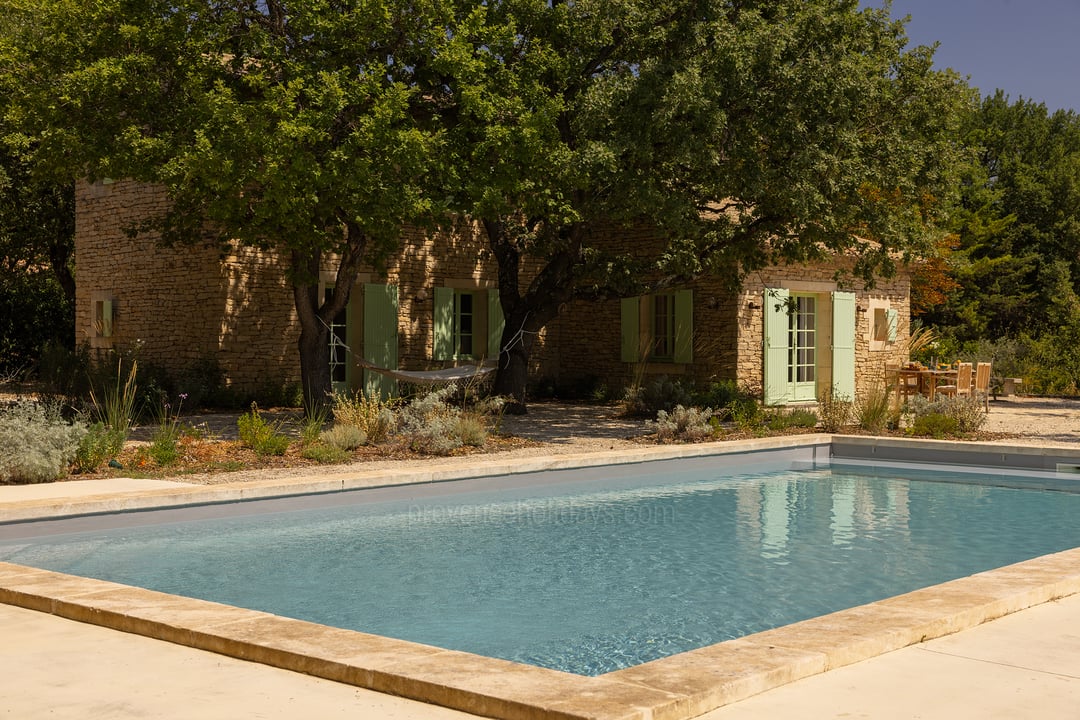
3, 460, 1080, 675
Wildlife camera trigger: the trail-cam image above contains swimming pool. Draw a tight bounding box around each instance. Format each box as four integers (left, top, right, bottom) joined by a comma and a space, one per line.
4, 452, 1080, 676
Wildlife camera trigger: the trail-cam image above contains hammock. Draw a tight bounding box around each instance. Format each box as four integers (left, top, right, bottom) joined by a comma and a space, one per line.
355, 358, 496, 385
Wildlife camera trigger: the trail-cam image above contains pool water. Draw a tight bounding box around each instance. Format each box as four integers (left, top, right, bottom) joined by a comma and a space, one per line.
3, 463, 1080, 676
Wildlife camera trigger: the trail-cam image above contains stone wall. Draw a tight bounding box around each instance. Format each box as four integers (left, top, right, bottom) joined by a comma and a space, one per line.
735, 261, 911, 401
76, 179, 910, 401
75, 180, 551, 394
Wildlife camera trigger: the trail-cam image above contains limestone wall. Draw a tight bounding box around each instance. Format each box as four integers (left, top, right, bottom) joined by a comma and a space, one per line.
76, 180, 910, 401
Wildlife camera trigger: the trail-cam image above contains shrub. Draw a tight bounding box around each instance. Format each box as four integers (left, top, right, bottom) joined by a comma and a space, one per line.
454, 414, 488, 447
855, 386, 893, 434
237, 404, 290, 456
72, 421, 125, 473
817, 390, 853, 433
300, 443, 350, 464
333, 390, 394, 444
321, 423, 367, 451
88, 357, 139, 447
0, 401, 86, 483
622, 376, 692, 417
652, 405, 715, 442
396, 386, 492, 455
910, 412, 959, 439
729, 396, 763, 430
766, 407, 818, 431
905, 394, 986, 435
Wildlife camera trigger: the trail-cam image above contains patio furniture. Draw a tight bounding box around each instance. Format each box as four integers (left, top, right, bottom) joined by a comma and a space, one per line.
936, 362, 972, 398
973, 362, 992, 412
891, 364, 923, 402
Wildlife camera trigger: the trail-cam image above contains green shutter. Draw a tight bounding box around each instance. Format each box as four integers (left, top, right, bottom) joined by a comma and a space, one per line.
885, 308, 898, 343
487, 289, 505, 362
620, 297, 641, 362
831, 291, 857, 402
433, 286, 454, 360
101, 299, 113, 337
363, 283, 398, 398
674, 289, 693, 363
763, 288, 791, 405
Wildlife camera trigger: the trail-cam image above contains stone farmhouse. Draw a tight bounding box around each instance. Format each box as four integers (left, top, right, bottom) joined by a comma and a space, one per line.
76, 179, 912, 405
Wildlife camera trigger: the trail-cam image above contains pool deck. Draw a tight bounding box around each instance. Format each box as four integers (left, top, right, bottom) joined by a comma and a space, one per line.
3, 435, 1080, 719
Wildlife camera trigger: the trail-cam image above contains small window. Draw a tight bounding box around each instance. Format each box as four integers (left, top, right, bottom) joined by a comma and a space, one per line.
94, 299, 114, 338
455, 291, 475, 358
651, 294, 676, 361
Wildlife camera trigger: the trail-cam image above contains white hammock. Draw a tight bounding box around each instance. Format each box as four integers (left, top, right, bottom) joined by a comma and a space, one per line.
356, 358, 496, 385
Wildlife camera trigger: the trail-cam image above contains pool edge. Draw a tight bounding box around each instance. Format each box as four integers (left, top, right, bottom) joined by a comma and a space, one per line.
2, 549, 1079, 720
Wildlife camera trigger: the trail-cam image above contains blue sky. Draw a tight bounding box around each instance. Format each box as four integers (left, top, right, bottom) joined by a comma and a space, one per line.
862, 0, 1080, 112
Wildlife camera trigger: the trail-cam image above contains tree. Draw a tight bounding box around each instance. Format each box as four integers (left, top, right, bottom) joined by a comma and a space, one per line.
431, 0, 973, 410
0, 137, 75, 377
1, 0, 448, 410
921, 92, 1080, 341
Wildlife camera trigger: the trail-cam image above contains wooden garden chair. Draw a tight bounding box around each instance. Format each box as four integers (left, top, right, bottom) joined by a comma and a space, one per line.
936, 362, 972, 398
973, 362, 992, 412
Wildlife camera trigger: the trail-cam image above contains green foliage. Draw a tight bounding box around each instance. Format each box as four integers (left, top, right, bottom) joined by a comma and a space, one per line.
905, 395, 986, 435
623, 376, 693, 417
0, 400, 86, 483
300, 442, 349, 464
0, 137, 75, 379
766, 407, 819, 431
332, 390, 394, 445
237, 404, 290, 457
855, 386, 894, 434
652, 405, 715, 443
147, 394, 187, 467
88, 357, 138, 452
909, 412, 959, 439
396, 387, 489, 455
817, 391, 853, 433
692, 381, 746, 411
321, 424, 367, 451
729, 397, 764, 430
72, 421, 124, 473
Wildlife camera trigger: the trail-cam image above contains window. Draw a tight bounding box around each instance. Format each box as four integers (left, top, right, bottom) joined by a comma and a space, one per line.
763, 288, 856, 405
788, 294, 816, 387
94, 299, 114, 338
433, 287, 504, 361
620, 290, 693, 364
323, 287, 348, 389
651, 294, 676, 361
455, 291, 476, 357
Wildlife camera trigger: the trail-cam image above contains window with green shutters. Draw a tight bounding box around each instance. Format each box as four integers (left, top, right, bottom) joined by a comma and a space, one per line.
433, 287, 504, 362
620, 290, 693, 364
763, 288, 856, 405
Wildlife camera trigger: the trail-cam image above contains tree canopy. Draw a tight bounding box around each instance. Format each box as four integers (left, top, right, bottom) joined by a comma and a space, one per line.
1, 0, 449, 407
1, 0, 974, 408
432, 0, 973, 406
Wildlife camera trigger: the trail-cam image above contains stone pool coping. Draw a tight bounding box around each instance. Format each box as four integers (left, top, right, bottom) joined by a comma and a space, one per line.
3, 435, 1080, 720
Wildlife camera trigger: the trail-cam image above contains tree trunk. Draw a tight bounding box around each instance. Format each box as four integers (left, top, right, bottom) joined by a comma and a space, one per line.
291, 233, 365, 416
491, 307, 545, 414
297, 317, 332, 414
487, 220, 580, 414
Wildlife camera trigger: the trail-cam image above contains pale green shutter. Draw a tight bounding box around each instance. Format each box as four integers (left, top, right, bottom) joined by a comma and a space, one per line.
363, 283, 398, 398
674, 289, 693, 363
620, 297, 640, 362
487, 289, 505, 362
885, 308, 898, 343
831, 291, 857, 402
433, 286, 454, 360
763, 288, 791, 405
101, 299, 114, 337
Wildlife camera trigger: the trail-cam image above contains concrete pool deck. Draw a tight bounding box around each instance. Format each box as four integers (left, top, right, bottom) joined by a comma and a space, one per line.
3, 434, 1080, 719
